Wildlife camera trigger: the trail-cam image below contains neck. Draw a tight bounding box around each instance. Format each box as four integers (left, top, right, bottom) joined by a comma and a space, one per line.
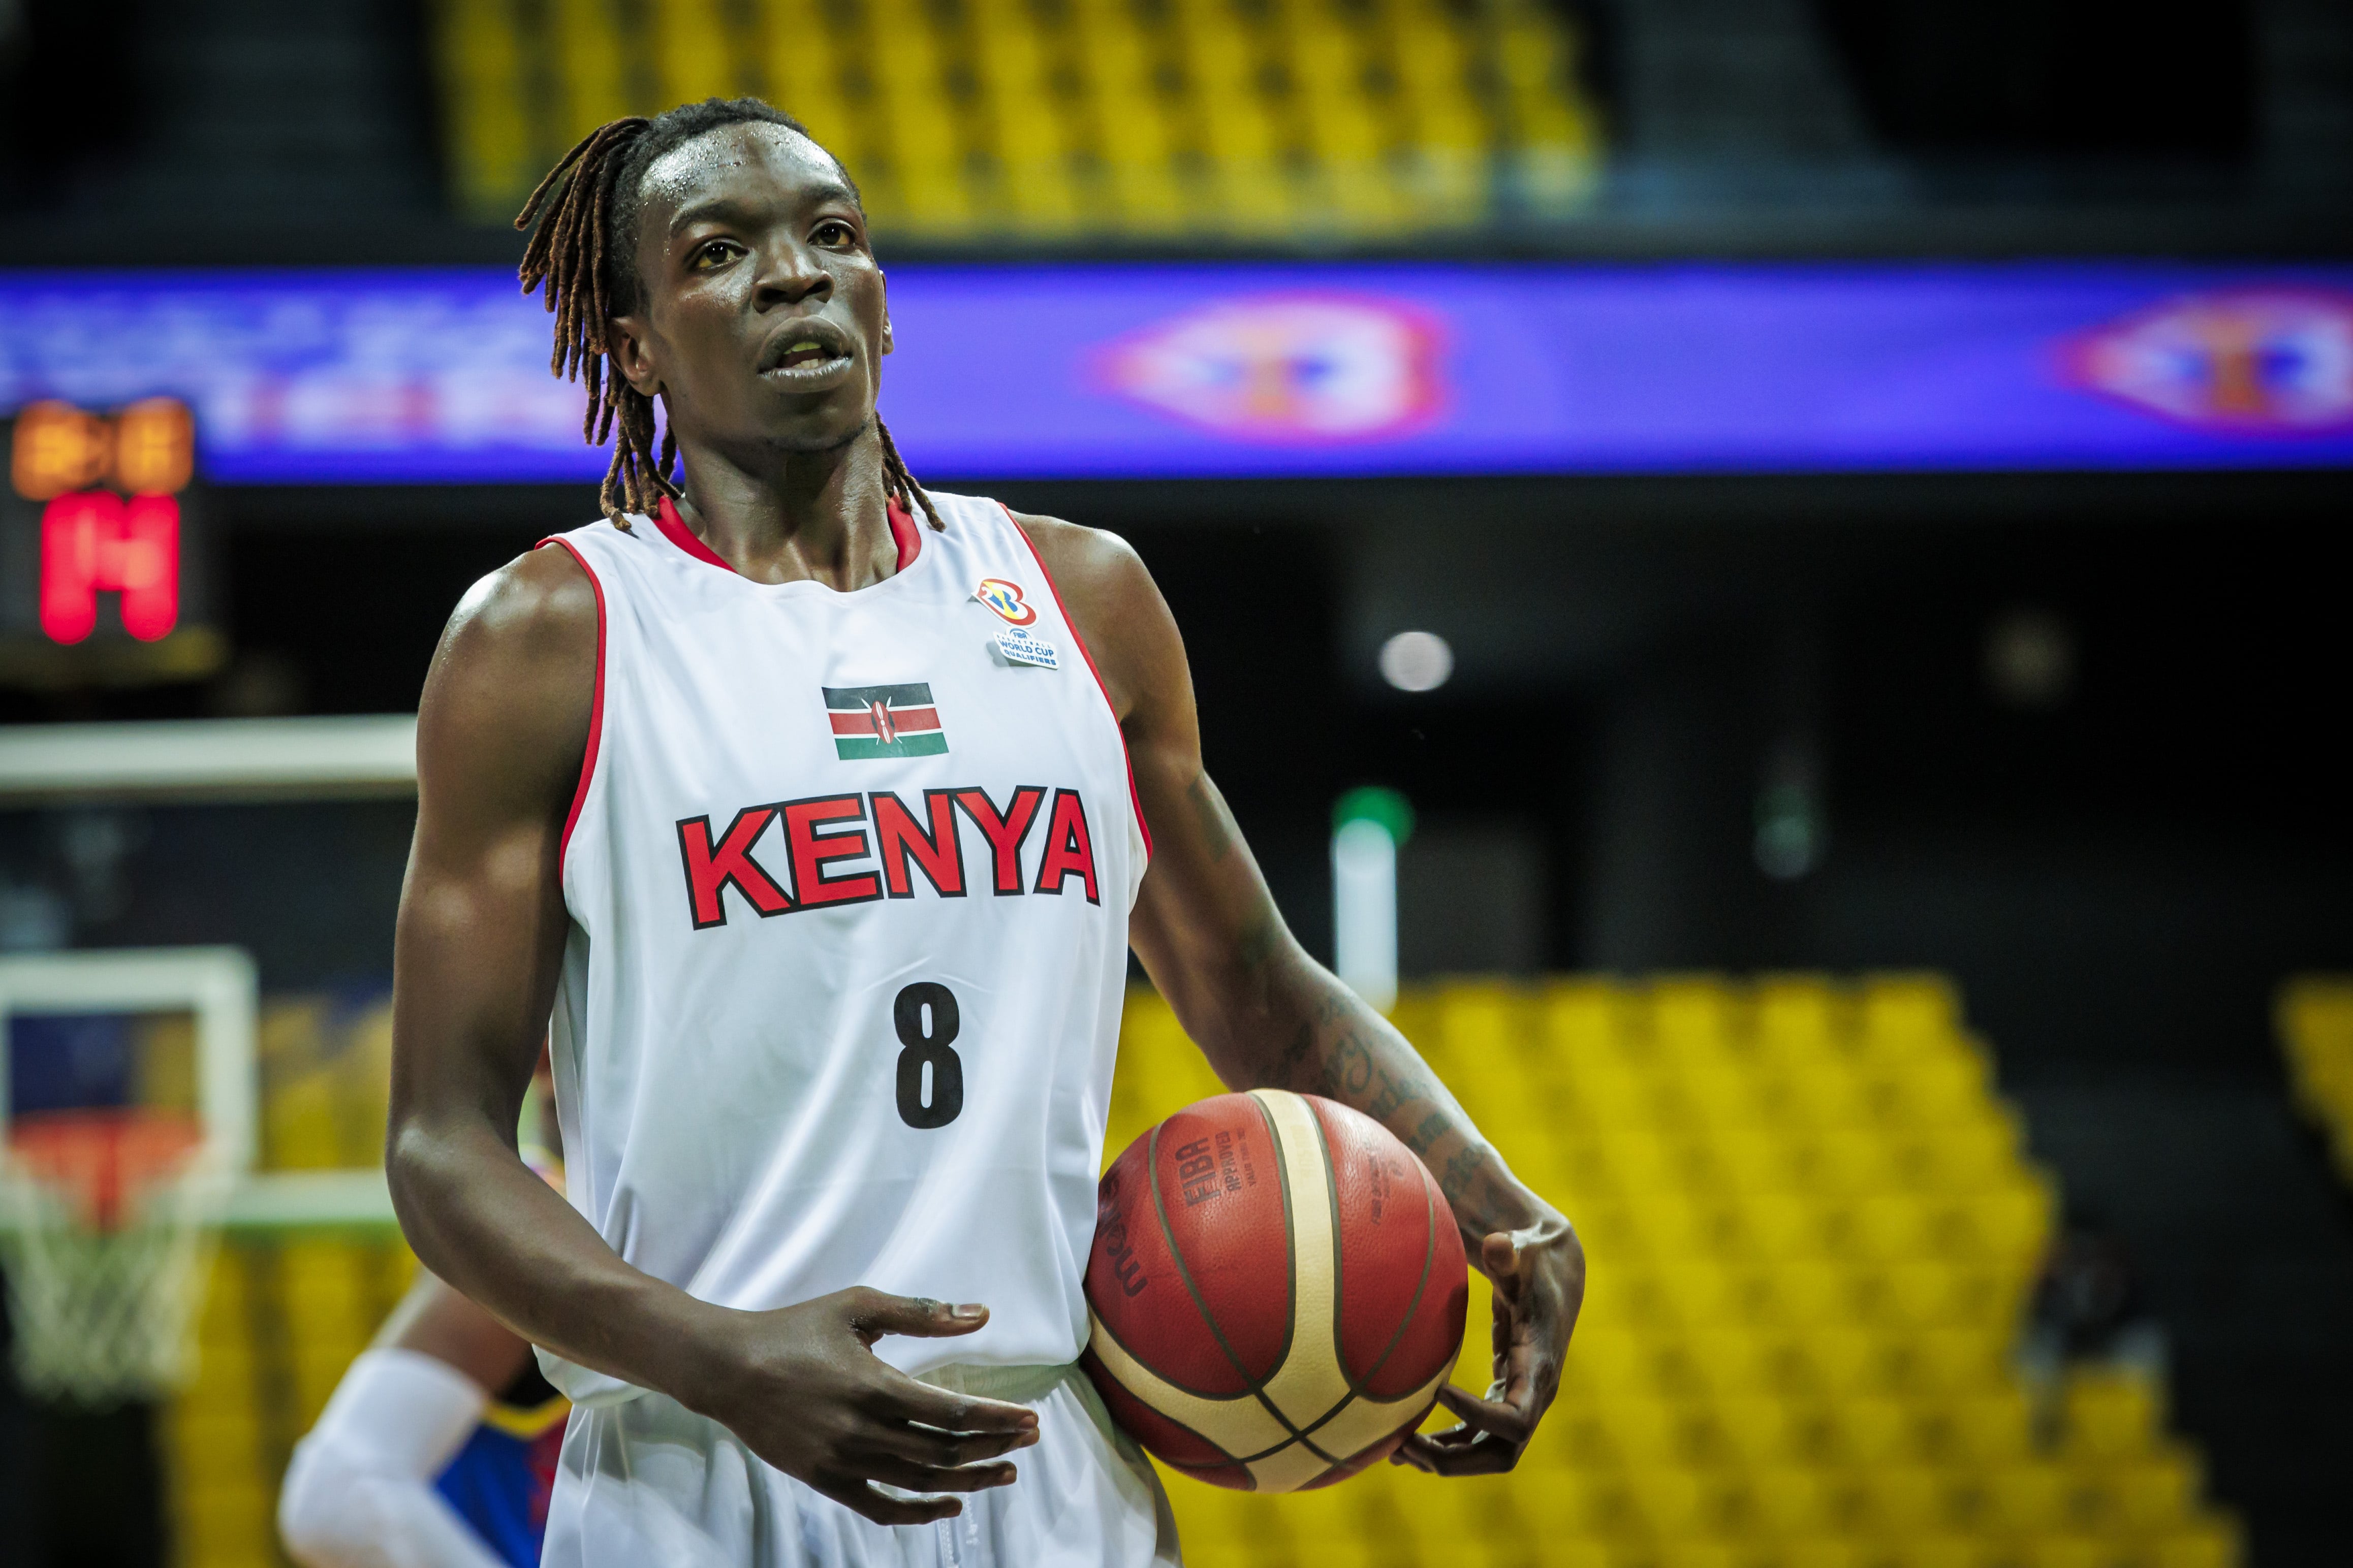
668, 422, 899, 589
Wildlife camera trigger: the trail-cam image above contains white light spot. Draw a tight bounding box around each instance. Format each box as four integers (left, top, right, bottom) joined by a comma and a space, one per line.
1985, 609, 2076, 709
1378, 630, 1454, 692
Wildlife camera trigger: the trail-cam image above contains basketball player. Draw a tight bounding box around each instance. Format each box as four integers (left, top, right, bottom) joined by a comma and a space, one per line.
277, 1273, 566, 1568
281, 1074, 569, 1568
386, 97, 1583, 1566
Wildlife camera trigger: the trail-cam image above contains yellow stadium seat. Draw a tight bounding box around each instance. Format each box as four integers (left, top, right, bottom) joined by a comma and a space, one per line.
1733, 1192, 1828, 1258
2062, 1368, 2163, 1459
1594, 1128, 1681, 1188
1669, 1063, 1756, 1129
1650, 976, 1741, 1057
1743, 1466, 1836, 1535
1753, 973, 1844, 1047
2081, 1453, 2201, 1531
1884, 1327, 2007, 1397
652, 0, 739, 104
1798, 1330, 1894, 1398
1565, 1199, 1644, 1266
1779, 1539, 1866, 1568
1969, 1461, 2071, 1534
1859, 974, 1963, 1046
1889, 1117, 2021, 1193
1822, 1396, 1916, 1466
1780, 1063, 1872, 1127
2019, 1539, 2121, 1568
1268, 1484, 1366, 1560
1619, 1195, 1723, 1261
1867, 1538, 1980, 1568
2151, 1520, 2243, 1568
1874, 1261, 1968, 1327
1846, 1192, 1935, 1261
1911, 1389, 2034, 1464
1711, 1128, 1798, 1192
1844, 1461, 1956, 1534
1645, 1260, 1740, 1326
1652, 1544, 1747, 1568
1622, 1466, 1716, 1538
1869, 1051, 1995, 1128
1538, 1471, 1642, 1539
1795, 1130, 1893, 1194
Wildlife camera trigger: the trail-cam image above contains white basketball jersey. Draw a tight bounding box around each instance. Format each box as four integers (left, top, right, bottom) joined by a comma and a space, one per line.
536, 491, 1148, 1407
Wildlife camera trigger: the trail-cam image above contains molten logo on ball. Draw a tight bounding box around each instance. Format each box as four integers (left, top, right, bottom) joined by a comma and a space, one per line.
1081, 1090, 1468, 1492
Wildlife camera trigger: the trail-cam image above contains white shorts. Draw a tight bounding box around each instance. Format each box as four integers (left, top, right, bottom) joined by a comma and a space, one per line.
542, 1363, 1181, 1568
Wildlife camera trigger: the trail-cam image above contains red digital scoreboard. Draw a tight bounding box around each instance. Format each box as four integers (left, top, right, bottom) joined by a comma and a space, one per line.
2, 399, 218, 685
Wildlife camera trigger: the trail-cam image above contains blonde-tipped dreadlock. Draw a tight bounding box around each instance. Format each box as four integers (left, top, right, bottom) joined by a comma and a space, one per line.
514, 98, 942, 533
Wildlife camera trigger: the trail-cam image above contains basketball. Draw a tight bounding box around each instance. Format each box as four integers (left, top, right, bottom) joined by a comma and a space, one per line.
1081, 1089, 1469, 1492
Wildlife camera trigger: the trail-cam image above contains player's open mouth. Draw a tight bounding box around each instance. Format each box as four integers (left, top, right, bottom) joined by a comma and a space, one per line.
759, 325, 857, 388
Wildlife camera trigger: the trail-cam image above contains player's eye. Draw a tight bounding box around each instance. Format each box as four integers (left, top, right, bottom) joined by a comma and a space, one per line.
812, 219, 856, 246
692, 240, 740, 269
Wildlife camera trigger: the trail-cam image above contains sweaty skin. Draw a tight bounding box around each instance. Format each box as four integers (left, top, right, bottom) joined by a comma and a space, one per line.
385, 120, 1582, 1530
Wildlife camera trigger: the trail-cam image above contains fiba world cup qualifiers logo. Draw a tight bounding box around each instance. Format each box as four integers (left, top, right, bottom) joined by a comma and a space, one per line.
1093, 294, 1447, 443
2063, 288, 2353, 433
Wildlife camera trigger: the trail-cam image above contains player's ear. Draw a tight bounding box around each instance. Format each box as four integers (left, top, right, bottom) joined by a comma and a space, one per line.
608, 314, 664, 397
881, 298, 894, 358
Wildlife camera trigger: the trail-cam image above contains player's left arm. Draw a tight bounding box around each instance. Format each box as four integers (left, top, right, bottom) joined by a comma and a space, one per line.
1017, 511, 1585, 1476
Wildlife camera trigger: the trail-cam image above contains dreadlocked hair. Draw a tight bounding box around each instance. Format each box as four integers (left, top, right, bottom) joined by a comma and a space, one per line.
514, 97, 942, 532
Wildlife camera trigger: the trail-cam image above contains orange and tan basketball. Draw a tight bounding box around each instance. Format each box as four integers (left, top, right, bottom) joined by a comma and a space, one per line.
1081, 1089, 1469, 1492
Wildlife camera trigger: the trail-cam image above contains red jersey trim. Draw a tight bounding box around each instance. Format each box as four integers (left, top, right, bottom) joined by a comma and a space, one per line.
654, 497, 734, 571
887, 499, 920, 571
1002, 502, 1153, 863
654, 496, 921, 575
536, 537, 607, 878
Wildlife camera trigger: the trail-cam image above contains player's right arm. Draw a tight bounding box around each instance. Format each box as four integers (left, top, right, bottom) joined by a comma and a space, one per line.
385, 545, 1037, 1525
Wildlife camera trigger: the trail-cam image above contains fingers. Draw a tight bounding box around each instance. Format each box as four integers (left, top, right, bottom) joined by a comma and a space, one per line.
846, 1290, 990, 1343
1436, 1381, 1534, 1445
1384, 1386, 1534, 1477
868, 1420, 1041, 1470
1400, 1428, 1524, 1477
809, 1474, 964, 1528
868, 1374, 1041, 1436
1480, 1232, 1522, 1295
855, 1452, 1023, 1495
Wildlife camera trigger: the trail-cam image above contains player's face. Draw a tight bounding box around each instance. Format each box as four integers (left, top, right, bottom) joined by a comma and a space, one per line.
614, 123, 890, 463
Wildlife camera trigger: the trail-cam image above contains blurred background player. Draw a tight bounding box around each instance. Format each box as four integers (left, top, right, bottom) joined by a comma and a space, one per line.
279, 1072, 567, 1568
277, 1272, 565, 1568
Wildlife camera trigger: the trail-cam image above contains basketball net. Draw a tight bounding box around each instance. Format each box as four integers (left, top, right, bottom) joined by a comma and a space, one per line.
0, 1109, 230, 1406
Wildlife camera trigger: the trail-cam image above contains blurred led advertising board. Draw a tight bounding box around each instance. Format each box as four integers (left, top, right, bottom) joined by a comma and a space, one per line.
3, 264, 2350, 484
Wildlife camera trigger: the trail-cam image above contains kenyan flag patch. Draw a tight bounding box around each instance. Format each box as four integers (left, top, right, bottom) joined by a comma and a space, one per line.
824, 683, 948, 760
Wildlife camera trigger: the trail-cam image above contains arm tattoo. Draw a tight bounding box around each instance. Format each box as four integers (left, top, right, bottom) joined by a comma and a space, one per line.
1439, 1146, 1484, 1209
1247, 968, 1547, 1243
1368, 1065, 1422, 1122
1407, 1111, 1448, 1156
1317, 1032, 1375, 1101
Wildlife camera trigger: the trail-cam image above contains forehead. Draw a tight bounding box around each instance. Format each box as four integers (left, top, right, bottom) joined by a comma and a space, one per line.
638, 123, 852, 228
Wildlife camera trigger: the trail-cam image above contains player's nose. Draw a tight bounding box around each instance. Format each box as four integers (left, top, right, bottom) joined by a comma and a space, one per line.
752, 243, 832, 308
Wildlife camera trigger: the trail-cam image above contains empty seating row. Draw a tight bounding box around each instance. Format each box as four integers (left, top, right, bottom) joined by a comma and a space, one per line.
432, 0, 1601, 234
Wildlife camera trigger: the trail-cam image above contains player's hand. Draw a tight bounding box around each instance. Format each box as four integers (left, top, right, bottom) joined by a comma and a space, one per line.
687, 1288, 1041, 1525
1392, 1223, 1585, 1476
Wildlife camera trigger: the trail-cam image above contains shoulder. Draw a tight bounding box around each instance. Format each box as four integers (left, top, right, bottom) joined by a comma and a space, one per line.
444, 539, 601, 664
1001, 508, 1179, 723
416, 540, 600, 804
1001, 509, 1154, 618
